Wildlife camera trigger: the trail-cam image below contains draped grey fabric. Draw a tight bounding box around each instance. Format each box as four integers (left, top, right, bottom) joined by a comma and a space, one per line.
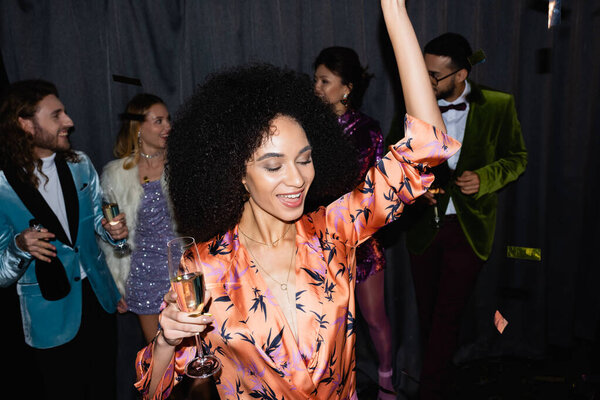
1, 0, 395, 169
2, 0, 599, 397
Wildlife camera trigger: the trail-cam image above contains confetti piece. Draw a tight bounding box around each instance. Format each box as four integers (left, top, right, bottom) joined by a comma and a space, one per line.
506, 246, 541, 261
494, 310, 508, 334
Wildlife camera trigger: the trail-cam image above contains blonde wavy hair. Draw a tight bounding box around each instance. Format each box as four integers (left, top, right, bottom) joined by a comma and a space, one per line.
114, 93, 165, 170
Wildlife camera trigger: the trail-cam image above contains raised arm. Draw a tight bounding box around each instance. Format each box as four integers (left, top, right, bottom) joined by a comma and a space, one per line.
381, 0, 446, 133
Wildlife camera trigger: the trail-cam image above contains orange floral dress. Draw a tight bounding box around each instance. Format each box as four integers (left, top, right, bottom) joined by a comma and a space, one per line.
135, 115, 460, 399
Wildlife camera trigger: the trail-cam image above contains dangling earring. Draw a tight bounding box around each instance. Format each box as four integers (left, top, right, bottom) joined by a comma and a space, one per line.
340, 93, 349, 106
241, 181, 250, 201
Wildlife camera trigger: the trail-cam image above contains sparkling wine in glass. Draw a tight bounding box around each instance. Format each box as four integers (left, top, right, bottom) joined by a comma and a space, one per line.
102, 187, 129, 255
167, 237, 221, 379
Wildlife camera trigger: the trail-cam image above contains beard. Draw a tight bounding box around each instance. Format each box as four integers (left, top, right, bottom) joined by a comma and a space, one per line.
435, 80, 457, 101
32, 120, 71, 153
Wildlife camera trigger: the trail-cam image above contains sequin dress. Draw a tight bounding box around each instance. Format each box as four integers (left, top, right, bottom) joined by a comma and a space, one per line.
338, 109, 387, 283
126, 180, 175, 314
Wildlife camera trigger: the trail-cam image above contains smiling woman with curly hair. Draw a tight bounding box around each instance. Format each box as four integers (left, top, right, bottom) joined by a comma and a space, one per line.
167, 63, 360, 243
135, 2, 460, 399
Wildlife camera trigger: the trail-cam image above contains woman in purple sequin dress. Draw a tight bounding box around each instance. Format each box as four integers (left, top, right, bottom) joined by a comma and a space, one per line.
314, 47, 395, 400
127, 180, 174, 316
100, 94, 175, 344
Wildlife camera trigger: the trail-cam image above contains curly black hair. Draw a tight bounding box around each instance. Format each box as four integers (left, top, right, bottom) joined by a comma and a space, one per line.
167, 64, 361, 242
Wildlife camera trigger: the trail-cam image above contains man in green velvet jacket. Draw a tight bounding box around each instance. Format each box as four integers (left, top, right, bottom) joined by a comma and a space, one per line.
389, 33, 528, 399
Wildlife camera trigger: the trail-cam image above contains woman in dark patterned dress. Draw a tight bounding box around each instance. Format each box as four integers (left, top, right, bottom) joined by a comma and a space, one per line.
314, 46, 394, 399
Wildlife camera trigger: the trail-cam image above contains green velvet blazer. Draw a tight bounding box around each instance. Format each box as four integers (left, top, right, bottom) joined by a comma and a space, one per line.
403, 82, 528, 260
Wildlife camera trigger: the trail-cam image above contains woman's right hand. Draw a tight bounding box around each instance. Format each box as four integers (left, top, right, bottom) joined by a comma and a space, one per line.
422, 188, 444, 205
101, 213, 129, 241
157, 290, 214, 347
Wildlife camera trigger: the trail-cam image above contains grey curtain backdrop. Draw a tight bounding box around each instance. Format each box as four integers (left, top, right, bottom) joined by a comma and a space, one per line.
2, 0, 599, 398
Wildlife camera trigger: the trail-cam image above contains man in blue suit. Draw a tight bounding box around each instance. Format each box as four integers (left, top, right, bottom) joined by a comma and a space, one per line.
0, 80, 128, 399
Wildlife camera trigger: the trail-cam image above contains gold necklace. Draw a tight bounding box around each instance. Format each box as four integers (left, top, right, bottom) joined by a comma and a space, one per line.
244, 239, 296, 292
238, 223, 292, 247
140, 157, 164, 184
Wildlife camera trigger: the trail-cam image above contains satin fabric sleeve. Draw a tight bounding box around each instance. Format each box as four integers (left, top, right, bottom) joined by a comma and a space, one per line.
0, 213, 33, 287
134, 290, 201, 400
134, 336, 197, 399
320, 114, 460, 247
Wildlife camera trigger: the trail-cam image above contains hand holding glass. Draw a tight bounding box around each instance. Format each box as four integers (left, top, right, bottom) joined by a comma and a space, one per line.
167, 236, 221, 379
102, 187, 129, 255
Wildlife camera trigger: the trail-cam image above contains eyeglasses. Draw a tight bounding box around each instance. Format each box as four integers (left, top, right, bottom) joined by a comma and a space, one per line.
428, 69, 460, 84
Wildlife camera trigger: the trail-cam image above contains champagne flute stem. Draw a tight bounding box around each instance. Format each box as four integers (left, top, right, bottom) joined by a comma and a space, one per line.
194, 333, 204, 358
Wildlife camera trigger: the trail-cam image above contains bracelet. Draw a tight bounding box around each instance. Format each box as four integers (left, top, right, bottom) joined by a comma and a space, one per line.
158, 328, 181, 347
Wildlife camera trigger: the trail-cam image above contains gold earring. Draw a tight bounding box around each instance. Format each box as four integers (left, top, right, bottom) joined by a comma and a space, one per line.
340, 93, 349, 106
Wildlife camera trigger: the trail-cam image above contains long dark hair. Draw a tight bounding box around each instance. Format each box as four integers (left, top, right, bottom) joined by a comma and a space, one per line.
0, 79, 79, 187
313, 46, 374, 109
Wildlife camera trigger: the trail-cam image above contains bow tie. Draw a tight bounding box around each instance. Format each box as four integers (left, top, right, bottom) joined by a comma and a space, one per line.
439, 102, 467, 113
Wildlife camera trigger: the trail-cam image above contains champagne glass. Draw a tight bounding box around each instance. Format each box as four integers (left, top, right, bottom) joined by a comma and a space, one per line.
429, 187, 442, 229
167, 236, 221, 379
102, 186, 129, 255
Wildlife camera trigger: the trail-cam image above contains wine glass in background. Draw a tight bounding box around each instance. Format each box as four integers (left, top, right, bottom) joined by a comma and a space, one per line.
167, 236, 221, 379
102, 186, 130, 255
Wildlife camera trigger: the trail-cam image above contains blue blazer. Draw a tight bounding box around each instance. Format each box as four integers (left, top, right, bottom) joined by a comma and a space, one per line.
0, 151, 121, 349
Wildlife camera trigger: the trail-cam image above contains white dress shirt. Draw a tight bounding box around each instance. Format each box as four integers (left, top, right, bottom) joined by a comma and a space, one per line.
34, 154, 86, 279
438, 81, 471, 215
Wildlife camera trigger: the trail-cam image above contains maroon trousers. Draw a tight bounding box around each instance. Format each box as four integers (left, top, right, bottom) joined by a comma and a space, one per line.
410, 215, 484, 399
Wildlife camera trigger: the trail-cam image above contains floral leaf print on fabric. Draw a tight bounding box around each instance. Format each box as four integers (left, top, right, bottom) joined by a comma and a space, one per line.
324, 279, 336, 302
135, 115, 460, 400
222, 377, 245, 399
209, 233, 232, 256
250, 288, 268, 320
296, 290, 307, 313
220, 318, 233, 344
237, 331, 256, 346
302, 267, 325, 287
262, 328, 285, 361
248, 381, 283, 400
311, 311, 329, 329
357, 175, 374, 195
